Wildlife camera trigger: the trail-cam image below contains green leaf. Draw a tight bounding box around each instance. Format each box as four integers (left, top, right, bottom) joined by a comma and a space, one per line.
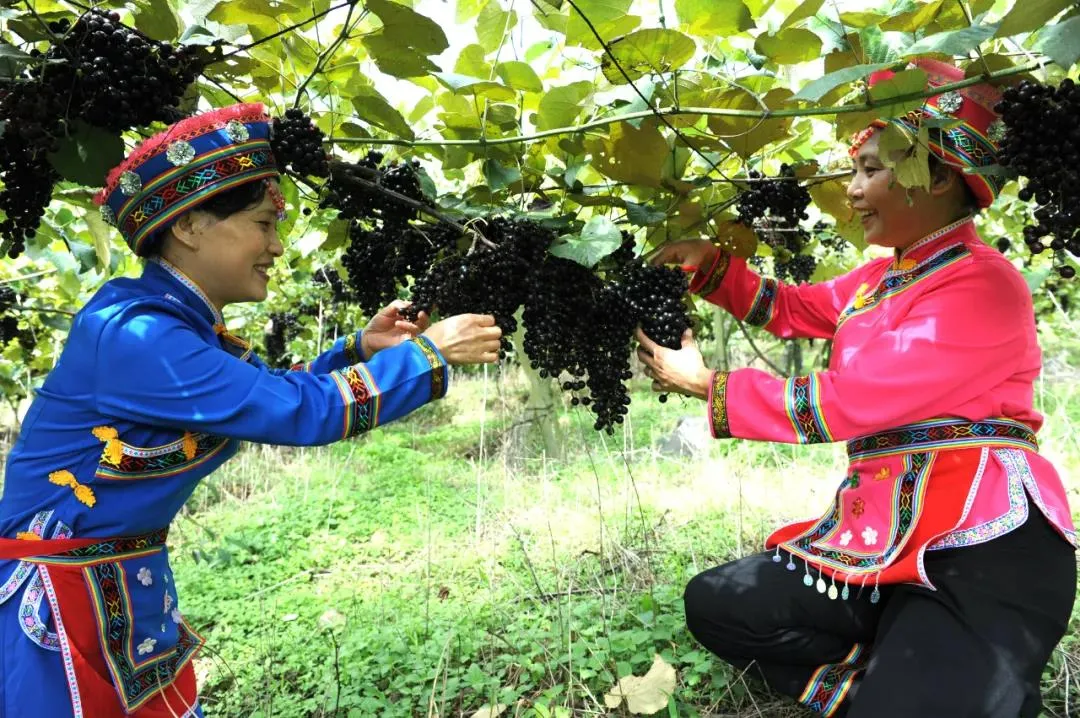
208, 0, 300, 34
793, 61, 894, 102
134, 0, 181, 40
535, 81, 594, 130
625, 201, 667, 226
839, 11, 885, 27
880, 0, 945, 32
780, 0, 825, 29
0, 43, 33, 78
349, 83, 415, 140
482, 159, 522, 191
867, 68, 928, 119
902, 23, 997, 57
84, 210, 113, 271
433, 73, 516, 101
366, 0, 449, 55
566, 0, 641, 50
47, 122, 124, 187
362, 34, 442, 78
754, 28, 822, 64
707, 88, 795, 158
879, 122, 931, 191
601, 29, 696, 84
495, 61, 543, 93
477, 1, 517, 54
584, 121, 669, 187
675, 0, 755, 35
1036, 16, 1080, 70
456, 0, 488, 23
455, 44, 492, 78
549, 216, 623, 267
995, 0, 1071, 38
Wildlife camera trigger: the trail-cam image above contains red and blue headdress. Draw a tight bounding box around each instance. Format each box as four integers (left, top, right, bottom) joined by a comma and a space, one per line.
849, 58, 1006, 209
94, 102, 281, 256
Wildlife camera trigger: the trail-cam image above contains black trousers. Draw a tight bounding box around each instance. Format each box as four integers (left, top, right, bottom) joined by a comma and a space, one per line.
683, 503, 1077, 717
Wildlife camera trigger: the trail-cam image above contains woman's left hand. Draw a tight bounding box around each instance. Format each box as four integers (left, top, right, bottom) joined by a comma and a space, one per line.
635, 328, 713, 400
361, 300, 430, 358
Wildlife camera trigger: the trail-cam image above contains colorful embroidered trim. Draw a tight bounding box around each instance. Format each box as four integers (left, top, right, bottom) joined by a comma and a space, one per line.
744, 276, 778, 327
1000, 448, 1077, 547
785, 374, 834, 444
708, 371, 731, 438
34, 529, 169, 567
799, 643, 865, 717
847, 417, 1037, 461
887, 217, 973, 274
690, 251, 731, 297
928, 448, 1027, 551
411, 335, 448, 401
156, 258, 224, 326
781, 453, 934, 576
330, 364, 380, 439
837, 243, 971, 326
84, 561, 204, 712
37, 565, 84, 717
344, 332, 363, 364
94, 428, 231, 480
0, 511, 50, 603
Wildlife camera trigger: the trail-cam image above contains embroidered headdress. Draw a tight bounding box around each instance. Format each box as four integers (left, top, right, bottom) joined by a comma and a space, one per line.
849, 58, 1006, 208
94, 102, 281, 255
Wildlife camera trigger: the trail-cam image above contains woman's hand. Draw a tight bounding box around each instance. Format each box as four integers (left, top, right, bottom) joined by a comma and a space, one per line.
423, 314, 503, 365
635, 328, 713, 400
647, 239, 719, 272
361, 300, 430, 358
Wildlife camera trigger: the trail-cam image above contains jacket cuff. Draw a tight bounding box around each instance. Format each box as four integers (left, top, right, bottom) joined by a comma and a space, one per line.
707, 370, 732, 439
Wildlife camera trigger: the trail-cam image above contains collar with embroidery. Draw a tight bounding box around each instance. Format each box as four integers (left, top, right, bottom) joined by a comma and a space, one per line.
891, 216, 974, 271
152, 258, 225, 327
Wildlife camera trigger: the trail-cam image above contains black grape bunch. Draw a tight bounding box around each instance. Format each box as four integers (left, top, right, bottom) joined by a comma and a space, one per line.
996, 78, 1080, 279
0, 8, 205, 258
263, 312, 300, 369
271, 108, 330, 179
736, 165, 816, 283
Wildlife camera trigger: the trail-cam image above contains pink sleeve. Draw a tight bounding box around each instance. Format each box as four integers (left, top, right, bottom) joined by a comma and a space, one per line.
707, 257, 1034, 443
691, 253, 882, 340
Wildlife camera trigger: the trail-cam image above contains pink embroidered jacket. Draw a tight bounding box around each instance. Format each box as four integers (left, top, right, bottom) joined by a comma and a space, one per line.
693, 218, 1075, 590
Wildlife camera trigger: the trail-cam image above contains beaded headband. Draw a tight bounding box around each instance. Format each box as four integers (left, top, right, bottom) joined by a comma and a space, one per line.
94, 103, 282, 255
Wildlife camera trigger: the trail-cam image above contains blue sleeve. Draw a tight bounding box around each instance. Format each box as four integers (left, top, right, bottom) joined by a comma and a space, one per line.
93, 302, 448, 446
268, 331, 366, 375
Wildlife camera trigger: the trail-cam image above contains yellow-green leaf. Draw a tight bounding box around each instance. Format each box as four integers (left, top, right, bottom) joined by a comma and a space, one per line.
584, 121, 669, 187
603, 655, 677, 715
134, 0, 180, 40
780, 0, 824, 29
995, 0, 1072, 38
208, 0, 301, 34
838, 11, 885, 27
456, 0, 488, 23
495, 61, 543, 93
879, 122, 931, 191
566, 0, 641, 50
880, 0, 945, 32
455, 44, 492, 78
362, 34, 442, 78
601, 28, 696, 84
754, 28, 822, 64
707, 88, 795, 158
477, 1, 517, 53
535, 81, 594, 130
867, 68, 927, 120
809, 179, 864, 250
433, 73, 516, 101
366, 0, 449, 55
793, 61, 893, 102
675, 0, 755, 36
902, 24, 996, 57
84, 211, 112, 271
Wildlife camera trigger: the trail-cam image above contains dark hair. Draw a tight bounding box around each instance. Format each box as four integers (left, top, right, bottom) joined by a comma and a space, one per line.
141, 179, 271, 258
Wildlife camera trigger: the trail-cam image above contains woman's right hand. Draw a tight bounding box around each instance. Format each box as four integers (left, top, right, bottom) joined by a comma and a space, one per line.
423, 314, 503, 365
648, 239, 719, 271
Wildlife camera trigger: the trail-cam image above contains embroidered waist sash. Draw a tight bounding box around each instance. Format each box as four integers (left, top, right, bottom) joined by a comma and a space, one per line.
767, 417, 1040, 594
1, 526, 202, 716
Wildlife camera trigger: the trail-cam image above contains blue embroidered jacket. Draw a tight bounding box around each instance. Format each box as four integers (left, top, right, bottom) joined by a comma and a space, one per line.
0, 259, 449, 715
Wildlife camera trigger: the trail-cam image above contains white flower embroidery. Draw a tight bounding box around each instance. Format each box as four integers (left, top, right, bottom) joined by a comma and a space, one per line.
136, 568, 153, 587
839, 530, 853, 547
137, 637, 157, 655
164, 593, 174, 612
171, 608, 183, 624
862, 526, 879, 546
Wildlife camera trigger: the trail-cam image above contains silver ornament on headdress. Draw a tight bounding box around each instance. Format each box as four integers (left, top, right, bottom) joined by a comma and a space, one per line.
225, 120, 250, 143
987, 119, 1007, 144
99, 204, 116, 227
937, 91, 963, 114
166, 140, 196, 166
119, 170, 142, 196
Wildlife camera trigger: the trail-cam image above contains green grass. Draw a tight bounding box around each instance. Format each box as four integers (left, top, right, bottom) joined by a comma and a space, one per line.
159, 369, 1080, 718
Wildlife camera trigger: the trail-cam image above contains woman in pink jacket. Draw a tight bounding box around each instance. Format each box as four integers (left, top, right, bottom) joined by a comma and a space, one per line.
643, 59, 1076, 717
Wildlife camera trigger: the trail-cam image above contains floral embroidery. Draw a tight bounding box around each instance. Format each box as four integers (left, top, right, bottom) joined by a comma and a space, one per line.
851, 498, 865, 518
48, 470, 97, 508
709, 371, 731, 438
848, 472, 861, 489
861, 526, 878, 546
182, 432, 198, 460
15, 532, 41, 541
839, 530, 853, 547
137, 637, 157, 655
171, 608, 183, 624
164, 593, 174, 612
874, 467, 891, 482
852, 283, 870, 309
137, 567, 153, 587
93, 426, 123, 465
